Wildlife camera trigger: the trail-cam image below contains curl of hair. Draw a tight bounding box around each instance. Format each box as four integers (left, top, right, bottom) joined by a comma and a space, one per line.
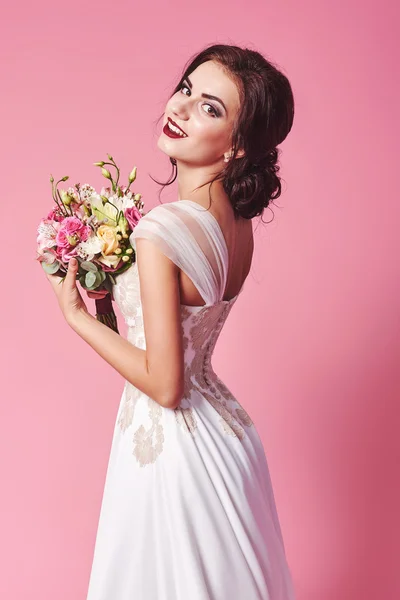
222, 147, 282, 219
150, 44, 295, 221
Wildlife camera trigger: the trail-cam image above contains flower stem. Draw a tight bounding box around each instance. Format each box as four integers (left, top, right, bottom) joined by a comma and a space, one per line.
51, 180, 66, 216
101, 160, 120, 193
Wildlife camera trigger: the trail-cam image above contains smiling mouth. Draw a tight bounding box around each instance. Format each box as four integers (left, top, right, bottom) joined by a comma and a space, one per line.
164, 117, 188, 138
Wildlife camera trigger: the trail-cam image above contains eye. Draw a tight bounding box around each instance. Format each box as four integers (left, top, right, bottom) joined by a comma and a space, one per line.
202, 104, 218, 118
179, 83, 220, 118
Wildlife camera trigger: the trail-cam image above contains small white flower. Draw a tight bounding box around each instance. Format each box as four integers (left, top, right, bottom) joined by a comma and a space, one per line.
67, 187, 79, 201
105, 194, 134, 211
122, 194, 135, 209
108, 195, 123, 211
79, 184, 97, 202
76, 234, 104, 260
87, 192, 102, 205
100, 186, 112, 197
75, 247, 89, 260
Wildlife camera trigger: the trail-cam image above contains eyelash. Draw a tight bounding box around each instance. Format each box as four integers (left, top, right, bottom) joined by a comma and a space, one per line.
179, 83, 220, 118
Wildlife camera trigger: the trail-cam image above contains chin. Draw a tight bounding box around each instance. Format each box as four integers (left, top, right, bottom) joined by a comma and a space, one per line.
157, 135, 178, 161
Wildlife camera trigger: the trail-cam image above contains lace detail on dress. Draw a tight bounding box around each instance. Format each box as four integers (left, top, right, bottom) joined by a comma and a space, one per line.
117, 382, 141, 432
172, 302, 254, 441
173, 310, 197, 434
117, 382, 165, 466
132, 399, 165, 467
118, 308, 194, 458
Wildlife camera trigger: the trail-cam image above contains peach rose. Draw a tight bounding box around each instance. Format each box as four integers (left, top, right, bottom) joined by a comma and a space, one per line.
96, 225, 119, 255
97, 254, 121, 269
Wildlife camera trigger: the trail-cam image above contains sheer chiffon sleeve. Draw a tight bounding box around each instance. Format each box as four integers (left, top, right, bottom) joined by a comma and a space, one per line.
129, 201, 228, 306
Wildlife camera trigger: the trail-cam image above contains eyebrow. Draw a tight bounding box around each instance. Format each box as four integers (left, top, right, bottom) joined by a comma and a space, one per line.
183, 76, 228, 115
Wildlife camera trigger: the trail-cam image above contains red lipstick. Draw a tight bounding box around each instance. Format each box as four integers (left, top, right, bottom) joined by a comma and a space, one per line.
163, 118, 188, 139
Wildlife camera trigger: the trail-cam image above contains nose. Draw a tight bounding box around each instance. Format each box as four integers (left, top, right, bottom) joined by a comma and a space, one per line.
169, 97, 189, 121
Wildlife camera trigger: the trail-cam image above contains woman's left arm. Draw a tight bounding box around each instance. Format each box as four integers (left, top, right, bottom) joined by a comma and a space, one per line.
44, 247, 185, 410
68, 309, 171, 405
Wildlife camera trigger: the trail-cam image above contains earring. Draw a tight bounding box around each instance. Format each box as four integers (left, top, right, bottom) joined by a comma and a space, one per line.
224, 152, 232, 163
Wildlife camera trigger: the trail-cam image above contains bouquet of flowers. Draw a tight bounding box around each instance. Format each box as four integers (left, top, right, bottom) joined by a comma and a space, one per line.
36, 154, 144, 333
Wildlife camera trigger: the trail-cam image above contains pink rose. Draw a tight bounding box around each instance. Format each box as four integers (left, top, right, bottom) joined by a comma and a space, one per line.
124, 206, 142, 230
59, 247, 79, 262
47, 208, 64, 222
56, 216, 91, 248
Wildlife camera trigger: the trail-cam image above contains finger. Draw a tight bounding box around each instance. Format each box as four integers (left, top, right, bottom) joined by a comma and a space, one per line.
64, 258, 79, 289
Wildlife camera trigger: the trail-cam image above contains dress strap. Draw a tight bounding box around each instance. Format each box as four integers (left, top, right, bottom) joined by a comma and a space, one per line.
129, 200, 228, 305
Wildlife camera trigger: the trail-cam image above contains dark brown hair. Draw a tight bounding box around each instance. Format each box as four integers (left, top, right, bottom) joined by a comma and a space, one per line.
150, 43, 295, 221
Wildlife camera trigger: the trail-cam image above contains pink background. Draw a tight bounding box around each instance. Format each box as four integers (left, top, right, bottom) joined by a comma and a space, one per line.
2, 1, 399, 598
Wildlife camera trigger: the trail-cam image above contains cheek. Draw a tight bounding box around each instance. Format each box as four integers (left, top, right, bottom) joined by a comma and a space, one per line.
193, 118, 230, 148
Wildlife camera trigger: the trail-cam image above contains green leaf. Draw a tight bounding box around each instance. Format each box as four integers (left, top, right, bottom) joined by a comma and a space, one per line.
85, 271, 97, 287
102, 277, 113, 293
42, 260, 60, 274
83, 269, 105, 290
80, 261, 98, 272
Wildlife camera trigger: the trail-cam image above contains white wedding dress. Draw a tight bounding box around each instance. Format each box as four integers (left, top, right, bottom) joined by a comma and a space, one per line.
85, 199, 296, 600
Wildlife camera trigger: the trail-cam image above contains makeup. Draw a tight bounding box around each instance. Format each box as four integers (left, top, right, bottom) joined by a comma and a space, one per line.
163, 117, 188, 139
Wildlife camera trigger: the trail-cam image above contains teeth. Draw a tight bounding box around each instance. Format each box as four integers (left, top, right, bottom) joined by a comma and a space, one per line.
168, 121, 186, 137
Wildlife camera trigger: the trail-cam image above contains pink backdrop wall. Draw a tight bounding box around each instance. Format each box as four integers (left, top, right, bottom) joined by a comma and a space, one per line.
2, 1, 399, 598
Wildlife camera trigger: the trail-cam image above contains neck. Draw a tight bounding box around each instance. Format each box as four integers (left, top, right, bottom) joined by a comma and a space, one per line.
174, 160, 224, 202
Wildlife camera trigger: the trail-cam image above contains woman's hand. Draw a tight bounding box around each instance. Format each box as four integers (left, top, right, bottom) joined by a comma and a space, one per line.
45, 258, 89, 324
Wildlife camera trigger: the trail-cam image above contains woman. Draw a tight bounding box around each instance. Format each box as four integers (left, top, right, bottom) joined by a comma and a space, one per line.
46, 43, 296, 599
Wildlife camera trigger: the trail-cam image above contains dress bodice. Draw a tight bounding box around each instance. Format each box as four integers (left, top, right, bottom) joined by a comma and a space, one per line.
112, 200, 244, 398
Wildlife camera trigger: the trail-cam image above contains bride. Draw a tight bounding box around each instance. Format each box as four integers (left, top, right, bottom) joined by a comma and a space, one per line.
45, 43, 296, 600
